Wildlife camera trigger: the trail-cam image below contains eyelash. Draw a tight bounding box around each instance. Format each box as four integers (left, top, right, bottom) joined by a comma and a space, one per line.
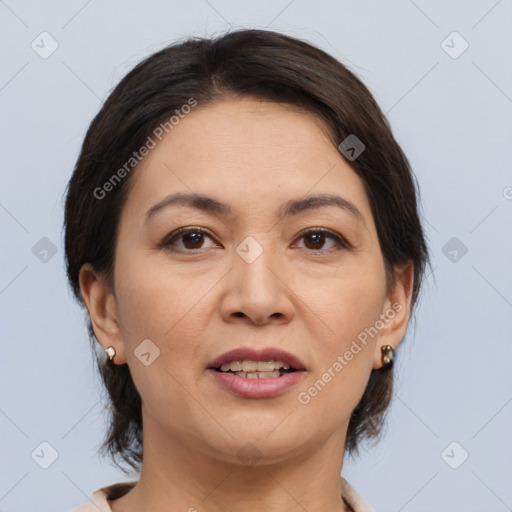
161, 226, 351, 253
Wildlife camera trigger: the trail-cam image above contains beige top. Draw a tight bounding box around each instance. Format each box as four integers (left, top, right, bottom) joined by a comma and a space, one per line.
69, 477, 375, 512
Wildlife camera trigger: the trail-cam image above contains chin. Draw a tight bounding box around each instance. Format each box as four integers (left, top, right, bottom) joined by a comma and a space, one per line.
201, 422, 313, 465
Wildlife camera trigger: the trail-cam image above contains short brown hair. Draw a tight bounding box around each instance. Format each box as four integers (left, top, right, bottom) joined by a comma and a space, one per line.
63, 28, 430, 472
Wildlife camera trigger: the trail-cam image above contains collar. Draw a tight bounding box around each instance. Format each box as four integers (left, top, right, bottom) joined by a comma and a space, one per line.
77, 476, 375, 512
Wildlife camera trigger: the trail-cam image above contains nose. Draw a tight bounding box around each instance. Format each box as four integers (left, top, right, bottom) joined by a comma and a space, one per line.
219, 242, 295, 326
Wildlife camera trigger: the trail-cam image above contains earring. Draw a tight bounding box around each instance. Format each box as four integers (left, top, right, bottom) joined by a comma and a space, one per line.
381, 344, 394, 366
105, 346, 116, 361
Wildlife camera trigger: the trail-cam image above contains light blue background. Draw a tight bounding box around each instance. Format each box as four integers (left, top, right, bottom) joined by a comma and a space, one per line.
1, 1, 511, 511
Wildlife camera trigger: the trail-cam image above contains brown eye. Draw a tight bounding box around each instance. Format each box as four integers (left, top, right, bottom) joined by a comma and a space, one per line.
296, 229, 348, 251
164, 228, 217, 251
162, 227, 349, 253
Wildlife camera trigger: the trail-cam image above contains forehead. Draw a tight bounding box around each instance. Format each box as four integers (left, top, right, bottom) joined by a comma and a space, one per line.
122, 97, 373, 225
155, 97, 336, 164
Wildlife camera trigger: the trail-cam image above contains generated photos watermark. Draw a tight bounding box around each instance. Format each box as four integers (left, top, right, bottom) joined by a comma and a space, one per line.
297, 301, 403, 405
93, 98, 198, 200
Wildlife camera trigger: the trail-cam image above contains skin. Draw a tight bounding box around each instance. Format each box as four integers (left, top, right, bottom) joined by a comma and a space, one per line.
79, 97, 414, 512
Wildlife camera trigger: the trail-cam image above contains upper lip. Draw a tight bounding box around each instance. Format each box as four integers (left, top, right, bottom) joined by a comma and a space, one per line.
208, 347, 307, 371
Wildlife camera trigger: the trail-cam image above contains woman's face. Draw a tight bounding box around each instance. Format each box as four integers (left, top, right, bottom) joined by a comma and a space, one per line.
87, 97, 411, 465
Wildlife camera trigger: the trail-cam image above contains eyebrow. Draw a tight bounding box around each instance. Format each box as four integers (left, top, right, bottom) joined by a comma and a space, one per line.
145, 192, 365, 225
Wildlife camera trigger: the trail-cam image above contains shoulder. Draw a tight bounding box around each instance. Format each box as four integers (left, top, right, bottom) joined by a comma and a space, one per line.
340, 477, 376, 512
68, 481, 138, 512
69, 478, 373, 512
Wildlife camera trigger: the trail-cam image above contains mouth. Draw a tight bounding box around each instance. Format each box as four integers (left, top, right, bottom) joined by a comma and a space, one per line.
207, 346, 307, 394
208, 346, 306, 377
212, 359, 298, 379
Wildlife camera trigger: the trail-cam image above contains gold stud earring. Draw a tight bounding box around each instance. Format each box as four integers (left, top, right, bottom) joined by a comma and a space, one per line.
105, 346, 116, 361
381, 344, 394, 366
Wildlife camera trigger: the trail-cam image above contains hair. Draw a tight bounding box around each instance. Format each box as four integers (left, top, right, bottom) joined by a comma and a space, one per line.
63, 28, 430, 472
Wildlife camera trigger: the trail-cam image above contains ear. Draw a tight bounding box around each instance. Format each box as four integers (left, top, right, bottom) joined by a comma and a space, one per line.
78, 263, 127, 365
372, 261, 415, 369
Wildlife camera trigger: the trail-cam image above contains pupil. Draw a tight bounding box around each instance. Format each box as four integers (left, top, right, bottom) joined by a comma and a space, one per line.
185, 232, 203, 248
307, 233, 324, 249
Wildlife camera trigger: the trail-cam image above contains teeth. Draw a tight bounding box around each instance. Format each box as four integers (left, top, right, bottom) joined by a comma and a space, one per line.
219, 359, 292, 373
230, 361, 242, 371
242, 360, 258, 372
237, 371, 281, 379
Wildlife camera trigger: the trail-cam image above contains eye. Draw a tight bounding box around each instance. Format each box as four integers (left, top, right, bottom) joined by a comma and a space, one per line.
294, 228, 349, 251
162, 227, 218, 251
162, 227, 350, 253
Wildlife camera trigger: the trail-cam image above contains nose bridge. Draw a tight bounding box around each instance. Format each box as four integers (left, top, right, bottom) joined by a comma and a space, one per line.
222, 232, 293, 324
235, 233, 282, 294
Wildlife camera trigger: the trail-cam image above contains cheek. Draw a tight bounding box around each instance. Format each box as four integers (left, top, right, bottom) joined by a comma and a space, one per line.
112, 253, 214, 428
114, 249, 210, 342
113, 251, 218, 381
294, 258, 386, 418
300, 254, 386, 347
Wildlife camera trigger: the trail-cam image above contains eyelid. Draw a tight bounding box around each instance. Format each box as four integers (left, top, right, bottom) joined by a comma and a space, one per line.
160, 226, 217, 248
295, 227, 352, 250
161, 226, 351, 251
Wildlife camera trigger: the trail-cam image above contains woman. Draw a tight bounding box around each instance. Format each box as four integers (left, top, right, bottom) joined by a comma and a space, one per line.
65, 28, 429, 512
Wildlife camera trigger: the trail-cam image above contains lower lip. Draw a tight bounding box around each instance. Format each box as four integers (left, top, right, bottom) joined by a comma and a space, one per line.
208, 369, 305, 398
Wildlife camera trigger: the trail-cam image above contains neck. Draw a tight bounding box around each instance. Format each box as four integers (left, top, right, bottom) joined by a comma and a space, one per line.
110, 417, 352, 512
